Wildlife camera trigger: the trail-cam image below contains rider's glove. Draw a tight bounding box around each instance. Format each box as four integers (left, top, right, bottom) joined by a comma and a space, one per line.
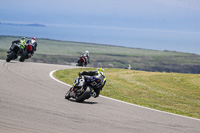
78, 72, 82, 77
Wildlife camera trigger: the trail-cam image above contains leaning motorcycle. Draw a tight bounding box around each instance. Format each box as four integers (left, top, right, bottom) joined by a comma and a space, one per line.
19, 43, 33, 62
65, 76, 101, 102
76, 55, 87, 67
6, 43, 22, 62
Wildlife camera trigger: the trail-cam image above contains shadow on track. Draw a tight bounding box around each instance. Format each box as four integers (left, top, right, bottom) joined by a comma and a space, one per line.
66, 99, 98, 104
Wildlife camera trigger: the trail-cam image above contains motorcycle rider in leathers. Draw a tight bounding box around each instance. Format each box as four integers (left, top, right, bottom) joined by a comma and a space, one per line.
26, 37, 38, 52
84, 50, 90, 63
79, 68, 106, 98
7, 37, 27, 53
26, 37, 38, 55
78, 50, 90, 65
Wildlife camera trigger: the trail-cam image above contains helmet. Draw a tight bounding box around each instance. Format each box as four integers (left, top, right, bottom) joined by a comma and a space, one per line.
21, 37, 26, 41
85, 50, 89, 54
32, 37, 36, 40
96, 67, 104, 72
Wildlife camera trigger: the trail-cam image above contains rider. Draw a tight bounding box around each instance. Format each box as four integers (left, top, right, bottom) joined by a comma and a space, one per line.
78, 53, 87, 66
79, 68, 106, 98
26, 37, 38, 52
18, 37, 27, 50
7, 37, 27, 53
84, 50, 90, 63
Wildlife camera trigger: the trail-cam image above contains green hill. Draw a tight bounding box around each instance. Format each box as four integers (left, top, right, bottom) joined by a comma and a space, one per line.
1, 35, 200, 74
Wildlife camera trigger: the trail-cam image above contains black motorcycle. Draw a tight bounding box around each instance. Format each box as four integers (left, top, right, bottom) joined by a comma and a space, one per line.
65, 76, 101, 102
6, 43, 22, 62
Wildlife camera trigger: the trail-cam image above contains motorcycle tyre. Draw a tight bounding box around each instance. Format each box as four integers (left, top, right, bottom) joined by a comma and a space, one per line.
6, 52, 15, 62
78, 62, 83, 66
19, 51, 28, 62
65, 89, 71, 99
75, 87, 92, 102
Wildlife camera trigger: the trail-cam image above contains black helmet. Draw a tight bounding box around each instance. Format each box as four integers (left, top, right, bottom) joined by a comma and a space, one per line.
21, 37, 26, 41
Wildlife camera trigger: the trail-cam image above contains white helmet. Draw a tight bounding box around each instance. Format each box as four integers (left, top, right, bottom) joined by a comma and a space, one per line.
85, 50, 89, 54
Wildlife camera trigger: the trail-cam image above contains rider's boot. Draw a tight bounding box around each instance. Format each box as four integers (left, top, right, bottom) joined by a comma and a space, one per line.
91, 92, 97, 97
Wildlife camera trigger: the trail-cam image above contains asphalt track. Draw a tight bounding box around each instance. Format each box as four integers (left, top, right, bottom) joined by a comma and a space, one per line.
0, 60, 200, 133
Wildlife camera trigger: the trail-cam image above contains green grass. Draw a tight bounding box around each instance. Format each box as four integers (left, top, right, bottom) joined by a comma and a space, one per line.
54, 68, 200, 119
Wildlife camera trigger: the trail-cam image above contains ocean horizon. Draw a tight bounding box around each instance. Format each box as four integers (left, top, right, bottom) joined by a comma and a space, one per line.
0, 23, 200, 55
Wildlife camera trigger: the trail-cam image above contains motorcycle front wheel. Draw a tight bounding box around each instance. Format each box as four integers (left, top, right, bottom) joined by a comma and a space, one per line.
65, 88, 72, 99
6, 52, 15, 62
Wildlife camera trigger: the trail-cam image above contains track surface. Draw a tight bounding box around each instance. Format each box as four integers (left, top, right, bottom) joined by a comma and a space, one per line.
0, 60, 200, 133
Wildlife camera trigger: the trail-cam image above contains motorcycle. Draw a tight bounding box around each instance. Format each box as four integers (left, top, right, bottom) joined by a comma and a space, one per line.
65, 75, 101, 102
19, 43, 33, 62
6, 43, 22, 62
76, 55, 87, 67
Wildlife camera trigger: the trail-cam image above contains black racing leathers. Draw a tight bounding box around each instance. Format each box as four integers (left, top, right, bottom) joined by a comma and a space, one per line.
12, 40, 20, 44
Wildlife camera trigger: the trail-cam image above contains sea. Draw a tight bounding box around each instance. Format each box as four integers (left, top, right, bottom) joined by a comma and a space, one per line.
0, 24, 200, 55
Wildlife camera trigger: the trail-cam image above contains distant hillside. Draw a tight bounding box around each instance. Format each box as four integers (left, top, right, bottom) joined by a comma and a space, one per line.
0, 36, 200, 74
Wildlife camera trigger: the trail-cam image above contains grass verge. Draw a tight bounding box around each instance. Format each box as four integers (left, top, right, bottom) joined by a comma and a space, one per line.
54, 68, 200, 119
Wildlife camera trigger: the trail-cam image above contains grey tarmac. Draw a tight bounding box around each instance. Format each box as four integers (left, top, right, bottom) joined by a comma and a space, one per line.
0, 60, 200, 133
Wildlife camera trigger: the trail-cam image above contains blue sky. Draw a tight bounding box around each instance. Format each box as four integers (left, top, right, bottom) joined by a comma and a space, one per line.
1, 0, 200, 54
1, 0, 199, 30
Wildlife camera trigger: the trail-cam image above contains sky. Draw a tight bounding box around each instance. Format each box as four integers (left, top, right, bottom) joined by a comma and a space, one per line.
0, 0, 200, 54
1, 0, 199, 29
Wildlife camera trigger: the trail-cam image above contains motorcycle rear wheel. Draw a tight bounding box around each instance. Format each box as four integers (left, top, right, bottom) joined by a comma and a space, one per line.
75, 87, 92, 102
19, 51, 28, 62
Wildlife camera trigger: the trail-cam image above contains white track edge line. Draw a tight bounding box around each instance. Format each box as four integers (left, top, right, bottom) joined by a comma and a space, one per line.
49, 70, 200, 122
49, 70, 72, 87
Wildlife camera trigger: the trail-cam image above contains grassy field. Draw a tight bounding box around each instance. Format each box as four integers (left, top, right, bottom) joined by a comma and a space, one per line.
54, 68, 200, 119
1, 36, 200, 73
